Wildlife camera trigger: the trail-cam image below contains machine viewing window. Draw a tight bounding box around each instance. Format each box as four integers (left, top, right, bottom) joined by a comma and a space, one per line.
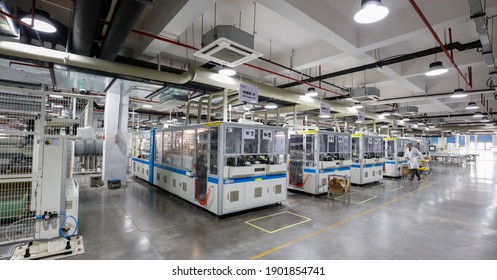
225, 127, 242, 154
182, 129, 195, 169
209, 127, 218, 175
162, 131, 171, 164
172, 131, 182, 167
155, 131, 162, 163
243, 128, 259, 154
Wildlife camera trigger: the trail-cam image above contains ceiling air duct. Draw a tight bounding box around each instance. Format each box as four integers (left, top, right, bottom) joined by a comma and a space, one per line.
194, 25, 262, 67
349, 87, 380, 102
397, 106, 419, 115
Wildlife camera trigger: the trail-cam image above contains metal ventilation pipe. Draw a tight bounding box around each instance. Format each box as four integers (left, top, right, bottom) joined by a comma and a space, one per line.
71, 0, 109, 56
98, 0, 148, 60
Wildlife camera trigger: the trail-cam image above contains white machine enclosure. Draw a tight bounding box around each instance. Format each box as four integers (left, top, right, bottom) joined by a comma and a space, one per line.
351, 134, 385, 185
288, 130, 352, 194
133, 122, 289, 215
384, 137, 410, 177
131, 131, 151, 182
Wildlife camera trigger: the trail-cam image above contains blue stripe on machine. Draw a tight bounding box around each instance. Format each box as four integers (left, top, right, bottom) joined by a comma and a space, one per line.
352, 164, 383, 168
154, 163, 188, 175
208, 177, 218, 184
321, 167, 351, 173
303, 168, 316, 173
386, 160, 407, 165
132, 158, 149, 165
223, 173, 286, 184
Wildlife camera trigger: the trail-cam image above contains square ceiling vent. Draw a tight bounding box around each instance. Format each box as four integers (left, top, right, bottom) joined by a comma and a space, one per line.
194, 25, 262, 67
348, 87, 380, 102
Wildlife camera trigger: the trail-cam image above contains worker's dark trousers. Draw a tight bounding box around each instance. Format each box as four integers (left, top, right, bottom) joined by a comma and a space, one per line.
409, 169, 421, 180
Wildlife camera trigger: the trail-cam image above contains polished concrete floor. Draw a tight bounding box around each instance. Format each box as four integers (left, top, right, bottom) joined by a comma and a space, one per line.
68, 154, 497, 260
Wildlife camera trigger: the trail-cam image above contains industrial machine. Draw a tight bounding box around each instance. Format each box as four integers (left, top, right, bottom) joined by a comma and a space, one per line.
0, 88, 85, 259
131, 122, 288, 215
73, 140, 103, 173
384, 137, 410, 177
288, 130, 352, 194
131, 130, 152, 182
351, 133, 385, 185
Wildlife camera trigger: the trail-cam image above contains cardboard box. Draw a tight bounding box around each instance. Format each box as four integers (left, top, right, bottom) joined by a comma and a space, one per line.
328, 177, 350, 194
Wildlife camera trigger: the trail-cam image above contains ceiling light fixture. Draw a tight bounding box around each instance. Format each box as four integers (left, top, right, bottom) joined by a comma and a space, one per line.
465, 102, 478, 110
299, 95, 313, 102
425, 61, 448, 76
264, 102, 278, 109
472, 111, 483, 118
305, 87, 319, 97
352, 102, 363, 109
354, 0, 389, 24
378, 114, 385, 119
143, 104, 153, 108
218, 67, 236, 76
382, 111, 391, 116
451, 88, 467, 98
319, 114, 331, 119
21, 10, 57, 33
480, 117, 490, 123
402, 117, 410, 122
49, 94, 63, 99
52, 104, 63, 108
381, 125, 389, 128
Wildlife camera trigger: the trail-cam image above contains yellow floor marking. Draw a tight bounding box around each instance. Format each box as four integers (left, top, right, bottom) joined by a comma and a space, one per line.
391, 186, 405, 191
250, 181, 438, 260
245, 211, 312, 234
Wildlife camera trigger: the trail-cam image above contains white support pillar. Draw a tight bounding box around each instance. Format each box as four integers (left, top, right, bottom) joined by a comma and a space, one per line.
465, 135, 470, 154
223, 89, 228, 122
102, 86, 129, 186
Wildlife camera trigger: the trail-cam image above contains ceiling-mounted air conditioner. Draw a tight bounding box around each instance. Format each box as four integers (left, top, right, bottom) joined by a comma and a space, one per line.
348, 87, 380, 101
194, 25, 262, 67
397, 106, 419, 115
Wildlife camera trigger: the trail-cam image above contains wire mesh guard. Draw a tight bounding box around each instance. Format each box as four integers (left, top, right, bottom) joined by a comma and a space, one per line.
0, 87, 94, 245
0, 181, 36, 244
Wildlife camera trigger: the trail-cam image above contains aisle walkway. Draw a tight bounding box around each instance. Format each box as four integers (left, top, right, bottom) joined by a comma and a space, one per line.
69, 155, 497, 260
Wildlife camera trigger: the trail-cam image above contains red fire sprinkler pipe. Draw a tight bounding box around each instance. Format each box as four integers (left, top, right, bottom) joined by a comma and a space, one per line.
409, 0, 472, 88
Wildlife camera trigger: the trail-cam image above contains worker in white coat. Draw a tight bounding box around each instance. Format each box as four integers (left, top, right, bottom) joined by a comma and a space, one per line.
404, 142, 423, 181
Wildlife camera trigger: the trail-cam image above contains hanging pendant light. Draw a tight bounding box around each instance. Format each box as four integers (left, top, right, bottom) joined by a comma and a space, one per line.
425, 61, 448, 76
479, 117, 490, 122
450, 88, 467, 98
305, 87, 319, 97
354, 0, 389, 24
218, 66, 236, 76
21, 10, 57, 33
352, 102, 363, 109
264, 101, 278, 109
465, 102, 478, 110
472, 111, 483, 118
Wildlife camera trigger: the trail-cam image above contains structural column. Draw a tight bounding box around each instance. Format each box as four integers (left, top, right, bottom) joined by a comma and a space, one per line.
102, 85, 129, 186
